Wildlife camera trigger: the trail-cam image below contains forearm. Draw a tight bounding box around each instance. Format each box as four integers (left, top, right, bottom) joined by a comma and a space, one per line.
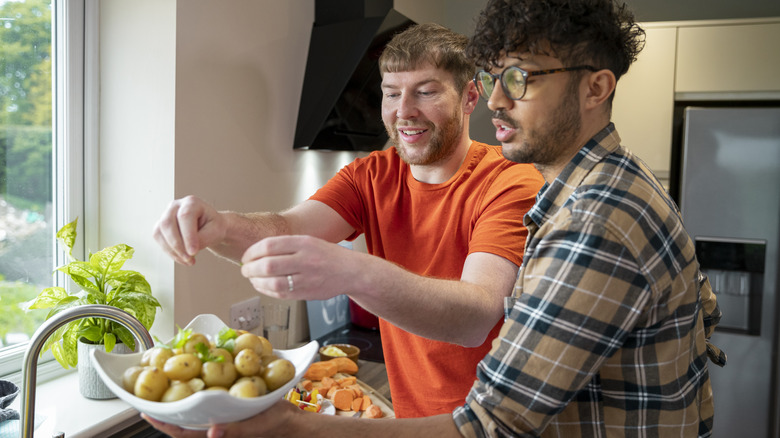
350, 253, 515, 347
209, 211, 289, 263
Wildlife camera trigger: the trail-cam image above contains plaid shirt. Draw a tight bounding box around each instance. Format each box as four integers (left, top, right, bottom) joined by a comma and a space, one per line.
453, 124, 726, 438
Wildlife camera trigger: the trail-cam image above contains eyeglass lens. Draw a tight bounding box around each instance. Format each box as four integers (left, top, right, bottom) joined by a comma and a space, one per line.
475, 67, 527, 100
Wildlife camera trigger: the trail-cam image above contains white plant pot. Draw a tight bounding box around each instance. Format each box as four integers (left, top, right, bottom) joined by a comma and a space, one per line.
78, 339, 132, 399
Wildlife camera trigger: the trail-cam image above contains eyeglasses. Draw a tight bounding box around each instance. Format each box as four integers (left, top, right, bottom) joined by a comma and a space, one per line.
473, 65, 597, 101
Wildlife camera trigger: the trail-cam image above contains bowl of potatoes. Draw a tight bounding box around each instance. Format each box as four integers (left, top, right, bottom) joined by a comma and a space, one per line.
91, 313, 318, 429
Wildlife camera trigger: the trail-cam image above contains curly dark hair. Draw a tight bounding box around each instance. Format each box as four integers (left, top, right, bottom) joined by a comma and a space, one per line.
466, 0, 645, 82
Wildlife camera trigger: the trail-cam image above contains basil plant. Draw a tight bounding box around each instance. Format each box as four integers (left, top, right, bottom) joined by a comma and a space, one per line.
26, 218, 161, 369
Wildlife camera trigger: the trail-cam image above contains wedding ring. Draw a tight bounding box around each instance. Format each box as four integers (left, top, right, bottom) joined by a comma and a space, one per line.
287, 274, 294, 293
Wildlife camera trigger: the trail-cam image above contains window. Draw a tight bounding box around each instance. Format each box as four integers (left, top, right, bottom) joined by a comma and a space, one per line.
0, 0, 92, 381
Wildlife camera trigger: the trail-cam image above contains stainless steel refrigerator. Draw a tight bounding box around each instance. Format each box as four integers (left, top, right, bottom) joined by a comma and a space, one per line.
678, 106, 780, 437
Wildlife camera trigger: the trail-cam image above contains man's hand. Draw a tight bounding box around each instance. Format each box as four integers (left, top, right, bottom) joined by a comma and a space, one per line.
153, 195, 227, 266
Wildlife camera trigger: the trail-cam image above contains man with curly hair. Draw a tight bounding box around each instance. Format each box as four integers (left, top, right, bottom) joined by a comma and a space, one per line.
146, 1, 725, 436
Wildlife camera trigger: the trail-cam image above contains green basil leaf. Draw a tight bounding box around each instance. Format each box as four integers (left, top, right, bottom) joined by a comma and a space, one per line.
217, 327, 238, 352
171, 327, 193, 349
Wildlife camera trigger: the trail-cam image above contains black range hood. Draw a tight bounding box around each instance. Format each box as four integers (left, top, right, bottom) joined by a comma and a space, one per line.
293, 0, 415, 151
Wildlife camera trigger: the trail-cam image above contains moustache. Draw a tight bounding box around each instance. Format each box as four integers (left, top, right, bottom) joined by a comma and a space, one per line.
492, 110, 517, 129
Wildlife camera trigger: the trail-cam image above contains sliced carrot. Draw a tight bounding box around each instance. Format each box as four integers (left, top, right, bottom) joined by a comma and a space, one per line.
360, 394, 372, 411
336, 376, 357, 386
364, 404, 384, 419
345, 384, 363, 398
319, 376, 336, 393
331, 388, 355, 411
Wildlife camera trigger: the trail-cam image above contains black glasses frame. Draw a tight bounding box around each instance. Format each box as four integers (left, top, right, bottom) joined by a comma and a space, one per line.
474, 65, 597, 101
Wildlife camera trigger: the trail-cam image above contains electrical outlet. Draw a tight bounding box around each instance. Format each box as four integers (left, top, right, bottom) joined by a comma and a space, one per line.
230, 296, 261, 331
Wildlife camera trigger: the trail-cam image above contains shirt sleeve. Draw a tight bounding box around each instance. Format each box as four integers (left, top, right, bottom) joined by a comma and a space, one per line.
453, 218, 652, 436
698, 272, 727, 367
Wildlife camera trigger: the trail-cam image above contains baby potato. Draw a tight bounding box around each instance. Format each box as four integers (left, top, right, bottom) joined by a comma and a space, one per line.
205, 386, 229, 392
210, 347, 234, 363
234, 349, 262, 377
257, 336, 273, 354
234, 333, 265, 356
183, 333, 210, 354
161, 381, 195, 402
261, 358, 295, 391
142, 347, 174, 369
186, 377, 206, 392
163, 353, 202, 381
260, 354, 279, 367
122, 365, 144, 393
229, 379, 260, 398
134, 367, 169, 402
201, 361, 238, 388
237, 376, 267, 396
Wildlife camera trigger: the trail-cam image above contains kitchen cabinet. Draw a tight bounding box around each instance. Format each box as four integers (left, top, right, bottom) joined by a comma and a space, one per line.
611, 18, 780, 183
676, 21, 780, 94
612, 26, 677, 179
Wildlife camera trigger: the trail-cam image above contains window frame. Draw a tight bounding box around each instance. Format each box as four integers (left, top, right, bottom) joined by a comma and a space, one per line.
0, 0, 98, 384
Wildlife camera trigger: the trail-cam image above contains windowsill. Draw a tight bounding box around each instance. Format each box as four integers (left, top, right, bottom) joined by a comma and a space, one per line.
9, 371, 140, 437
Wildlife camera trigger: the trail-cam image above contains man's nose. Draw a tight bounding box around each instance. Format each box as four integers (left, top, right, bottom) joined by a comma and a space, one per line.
486, 84, 513, 112
396, 95, 419, 119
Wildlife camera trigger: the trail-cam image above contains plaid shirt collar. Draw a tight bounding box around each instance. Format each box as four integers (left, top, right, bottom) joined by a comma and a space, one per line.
525, 123, 621, 232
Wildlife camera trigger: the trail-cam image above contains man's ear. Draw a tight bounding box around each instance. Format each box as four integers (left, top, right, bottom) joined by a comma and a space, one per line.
463, 80, 480, 115
584, 69, 616, 109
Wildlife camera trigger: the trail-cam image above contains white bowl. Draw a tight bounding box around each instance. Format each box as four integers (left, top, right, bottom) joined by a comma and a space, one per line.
91, 314, 318, 429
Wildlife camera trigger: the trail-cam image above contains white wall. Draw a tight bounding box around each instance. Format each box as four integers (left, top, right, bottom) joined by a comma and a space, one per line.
99, 0, 177, 340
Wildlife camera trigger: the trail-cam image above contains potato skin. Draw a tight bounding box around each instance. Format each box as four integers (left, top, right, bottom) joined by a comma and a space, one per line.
134, 367, 169, 401
236, 376, 267, 396
142, 347, 174, 369
234, 349, 263, 377
201, 361, 238, 388
262, 358, 295, 391
122, 365, 144, 393
229, 379, 260, 398
183, 333, 210, 354
161, 381, 195, 402
234, 333, 265, 356
163, 353, 203, 381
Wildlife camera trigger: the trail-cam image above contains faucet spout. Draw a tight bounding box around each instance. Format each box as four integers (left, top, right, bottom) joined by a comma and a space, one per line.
20, 304, 155, 438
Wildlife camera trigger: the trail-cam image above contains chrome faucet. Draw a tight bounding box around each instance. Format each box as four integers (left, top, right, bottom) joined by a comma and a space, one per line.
20, 304, 155, 438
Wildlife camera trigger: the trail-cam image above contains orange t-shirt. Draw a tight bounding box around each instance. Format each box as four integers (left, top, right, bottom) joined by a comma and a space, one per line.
309, 141, 544, 417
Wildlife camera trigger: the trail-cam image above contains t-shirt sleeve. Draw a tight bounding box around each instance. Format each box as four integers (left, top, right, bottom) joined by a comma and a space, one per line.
468, 163, 543, 267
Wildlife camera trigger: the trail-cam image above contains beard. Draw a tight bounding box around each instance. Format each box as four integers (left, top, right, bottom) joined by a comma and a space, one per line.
499, 81, 582, 166
387, 109, 463, 166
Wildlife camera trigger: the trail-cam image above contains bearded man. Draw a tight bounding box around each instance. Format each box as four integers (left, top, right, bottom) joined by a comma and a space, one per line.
152, 22, 544, 418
